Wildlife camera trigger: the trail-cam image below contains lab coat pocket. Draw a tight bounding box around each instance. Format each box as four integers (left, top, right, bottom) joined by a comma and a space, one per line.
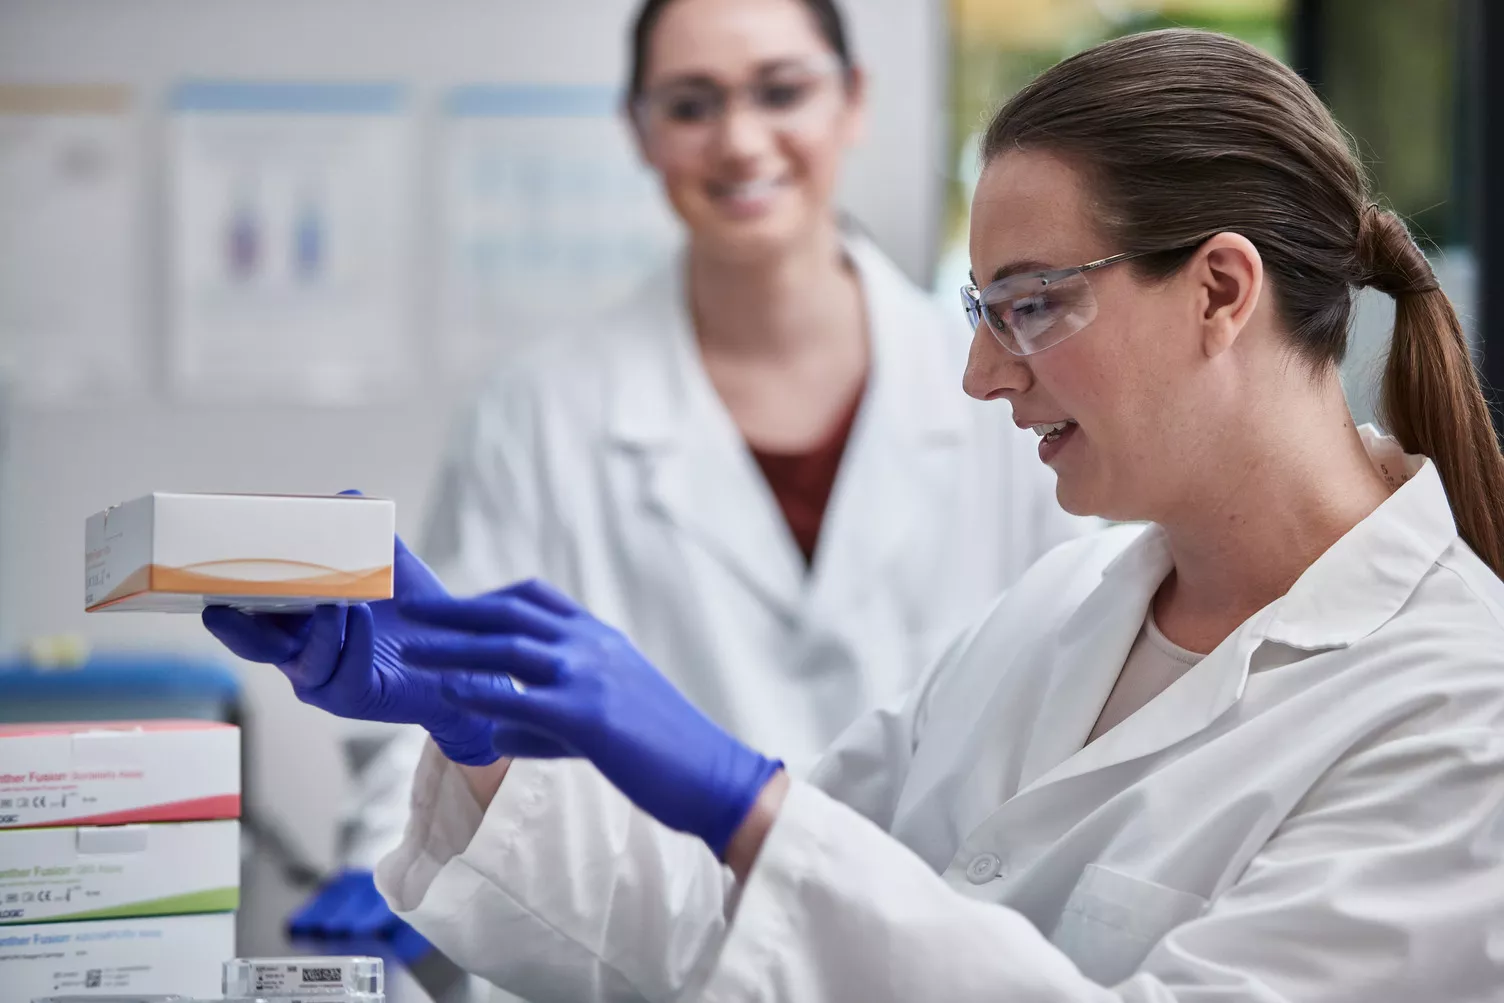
1050, 863, 1208, 987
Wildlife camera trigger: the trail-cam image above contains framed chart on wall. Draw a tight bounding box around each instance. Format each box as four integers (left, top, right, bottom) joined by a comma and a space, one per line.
166, 80, 415, 404
436, 83, 680, 381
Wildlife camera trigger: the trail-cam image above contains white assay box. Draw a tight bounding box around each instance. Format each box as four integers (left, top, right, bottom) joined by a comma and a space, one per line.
0, 721, 239, 830
0, 912, 234, 1002
85, 492, 394, 612
0, 819, 239, 925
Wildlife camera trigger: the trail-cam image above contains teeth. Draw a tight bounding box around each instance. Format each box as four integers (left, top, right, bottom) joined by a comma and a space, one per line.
719, 178, 778, 200
1031, 420, 1073, 437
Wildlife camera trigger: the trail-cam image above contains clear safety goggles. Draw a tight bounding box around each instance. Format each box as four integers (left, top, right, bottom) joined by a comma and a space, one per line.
631, 56, 848, 153
960, 248, 1163, 356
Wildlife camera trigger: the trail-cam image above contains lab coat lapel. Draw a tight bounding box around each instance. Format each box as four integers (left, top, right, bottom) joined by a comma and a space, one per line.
803, 239, 966, 624
1007, 528, 1173, 794
1013, 529, 1252, 799
606, 259, 806, 619
1022, 627, 1255, 794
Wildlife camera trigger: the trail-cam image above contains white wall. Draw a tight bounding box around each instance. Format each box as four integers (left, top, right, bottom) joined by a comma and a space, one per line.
0, 0, 946, 948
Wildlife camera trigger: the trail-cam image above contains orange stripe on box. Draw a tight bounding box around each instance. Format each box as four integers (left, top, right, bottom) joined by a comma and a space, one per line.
94, 564, 152, 604
154, 562, 392, 597
89, 561, 392, 607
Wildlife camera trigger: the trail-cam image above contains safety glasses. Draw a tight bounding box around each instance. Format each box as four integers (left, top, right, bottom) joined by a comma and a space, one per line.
631, 57, 847, 154
960, 249, 1161, 356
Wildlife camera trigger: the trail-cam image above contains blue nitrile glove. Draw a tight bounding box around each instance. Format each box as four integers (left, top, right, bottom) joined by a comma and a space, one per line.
401, 583, 783, 859
201, 534, 513, 766
287, 870, 432, 966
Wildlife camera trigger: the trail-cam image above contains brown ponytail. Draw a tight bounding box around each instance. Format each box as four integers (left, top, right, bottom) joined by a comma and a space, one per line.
1361, 208, 1504, 574
981, 29, 1504, 577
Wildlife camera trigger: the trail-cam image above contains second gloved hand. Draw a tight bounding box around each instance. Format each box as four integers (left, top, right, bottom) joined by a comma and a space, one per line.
287, 870, 433, 966
401, 584, 782, 859
202, 536, 555, 766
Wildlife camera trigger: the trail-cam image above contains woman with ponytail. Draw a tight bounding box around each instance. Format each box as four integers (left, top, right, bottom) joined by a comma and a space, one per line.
211, 28, 1504, 1002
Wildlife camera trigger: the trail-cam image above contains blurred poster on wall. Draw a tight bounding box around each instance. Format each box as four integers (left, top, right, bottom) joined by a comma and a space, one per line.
437, 84, 679, 380
0, 84, 143, 405
167, 81, 413, 404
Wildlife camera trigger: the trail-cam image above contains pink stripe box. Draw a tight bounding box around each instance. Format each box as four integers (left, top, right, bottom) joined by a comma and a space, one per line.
0, 720, 239, 829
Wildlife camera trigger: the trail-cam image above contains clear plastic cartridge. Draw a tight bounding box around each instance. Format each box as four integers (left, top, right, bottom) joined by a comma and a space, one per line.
223, 957, 384, 1001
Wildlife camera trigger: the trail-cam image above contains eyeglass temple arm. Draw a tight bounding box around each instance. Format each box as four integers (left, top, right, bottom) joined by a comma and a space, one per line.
1078, 236, 1217, 274
1076, 249, 1147, 273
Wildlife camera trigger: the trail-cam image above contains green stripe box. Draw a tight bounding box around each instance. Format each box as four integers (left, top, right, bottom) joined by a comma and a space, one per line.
0, 819, 237, 925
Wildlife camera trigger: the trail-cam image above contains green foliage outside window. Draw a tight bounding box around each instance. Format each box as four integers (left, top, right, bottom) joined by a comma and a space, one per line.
944, 0, 1465, 258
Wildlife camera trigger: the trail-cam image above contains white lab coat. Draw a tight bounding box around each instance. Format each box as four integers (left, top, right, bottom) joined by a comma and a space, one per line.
341, 236, 1091, 867
378, 429, 1504, 1001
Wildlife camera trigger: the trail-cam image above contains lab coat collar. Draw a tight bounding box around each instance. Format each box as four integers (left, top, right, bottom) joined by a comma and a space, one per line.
1013, 429, 1453, 795
841, 235, 969, 444
1011, 525, 1175, 792
606, 258, 808, 611
1262, 427, 1455, 651
603, 258, 698, 448
799, 236, 970, 623
604, 233, 968, 619
605, 234, 967, 446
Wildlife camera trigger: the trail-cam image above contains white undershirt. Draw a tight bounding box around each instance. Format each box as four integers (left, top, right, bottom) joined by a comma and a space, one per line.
1087, 613, 1206, 743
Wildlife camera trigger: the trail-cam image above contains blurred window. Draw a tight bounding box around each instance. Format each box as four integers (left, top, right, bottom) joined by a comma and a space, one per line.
944, 1, 1290, 252
944, 0, 1470, 253
1317, 0, 1468, 249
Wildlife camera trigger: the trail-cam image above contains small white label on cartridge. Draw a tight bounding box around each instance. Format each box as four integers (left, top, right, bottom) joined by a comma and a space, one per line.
252, 963, 348, 990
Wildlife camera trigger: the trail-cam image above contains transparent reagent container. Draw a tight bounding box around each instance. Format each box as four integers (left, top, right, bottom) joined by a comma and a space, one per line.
223, 957, 384, 1002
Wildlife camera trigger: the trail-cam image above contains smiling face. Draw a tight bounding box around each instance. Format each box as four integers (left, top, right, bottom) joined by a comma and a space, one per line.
631, 0, 864, 264
964, 150, 1245, 522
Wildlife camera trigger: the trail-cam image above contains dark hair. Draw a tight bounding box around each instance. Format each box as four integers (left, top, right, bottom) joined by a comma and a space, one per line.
627, 0, 853, 98
982, 29, 1504, 576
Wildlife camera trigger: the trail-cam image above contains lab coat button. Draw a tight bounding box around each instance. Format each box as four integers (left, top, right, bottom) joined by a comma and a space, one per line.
965, 853, 1001, 884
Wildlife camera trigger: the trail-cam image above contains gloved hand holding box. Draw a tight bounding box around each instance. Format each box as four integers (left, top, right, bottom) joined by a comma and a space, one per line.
85, 493, 394, 613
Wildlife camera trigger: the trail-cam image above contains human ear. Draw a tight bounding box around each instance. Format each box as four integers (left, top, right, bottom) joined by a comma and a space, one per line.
1191, 232, 1263, 358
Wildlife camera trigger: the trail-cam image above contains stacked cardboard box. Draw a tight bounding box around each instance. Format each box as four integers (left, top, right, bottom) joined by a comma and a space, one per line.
0, 721, 240, 1001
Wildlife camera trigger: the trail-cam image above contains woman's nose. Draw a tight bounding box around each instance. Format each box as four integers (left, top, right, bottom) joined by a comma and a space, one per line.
963, 324, 1033, 401
712, 101, 776, 160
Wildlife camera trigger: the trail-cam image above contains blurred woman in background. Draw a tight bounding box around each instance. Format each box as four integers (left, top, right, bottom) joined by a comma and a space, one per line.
282, 0, 1088, 958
